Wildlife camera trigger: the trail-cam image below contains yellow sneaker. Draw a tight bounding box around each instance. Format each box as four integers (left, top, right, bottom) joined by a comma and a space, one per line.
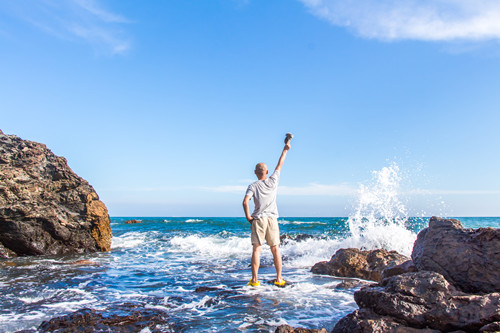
247, 280, 260, 287
274, 279, 286, 287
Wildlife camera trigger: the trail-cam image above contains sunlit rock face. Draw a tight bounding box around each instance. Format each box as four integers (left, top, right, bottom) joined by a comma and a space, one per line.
0, 131, 112, 258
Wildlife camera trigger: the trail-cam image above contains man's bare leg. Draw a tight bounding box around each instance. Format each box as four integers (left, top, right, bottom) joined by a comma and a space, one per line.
251, 244, 262, 283
270, 245, 283, 283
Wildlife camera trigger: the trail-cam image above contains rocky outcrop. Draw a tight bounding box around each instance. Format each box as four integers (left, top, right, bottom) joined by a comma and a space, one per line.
275, 324, 327, 333
124, 219, 142, 224
332, 217, 500, 333
412, 216, 500, 294
0, 132, 112, 257
37, 306, 175, 332
311, 248, 408, 282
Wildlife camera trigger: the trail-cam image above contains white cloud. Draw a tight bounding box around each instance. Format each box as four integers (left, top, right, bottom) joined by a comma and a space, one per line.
0, 0, 131, 54
300, 0, 500, 41
408, 189, 500, 195
203, 183, 357, 196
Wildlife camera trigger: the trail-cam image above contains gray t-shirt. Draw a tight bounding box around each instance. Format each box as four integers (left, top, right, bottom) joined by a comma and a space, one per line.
245, 170, 280, 218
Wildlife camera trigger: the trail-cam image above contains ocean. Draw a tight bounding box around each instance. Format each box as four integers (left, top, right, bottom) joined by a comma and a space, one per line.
1, 216, 499, 332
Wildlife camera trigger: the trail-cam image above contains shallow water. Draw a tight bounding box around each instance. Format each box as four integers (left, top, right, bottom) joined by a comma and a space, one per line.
1, 216, 497, 332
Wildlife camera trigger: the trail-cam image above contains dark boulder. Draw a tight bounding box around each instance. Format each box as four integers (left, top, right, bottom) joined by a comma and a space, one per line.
275, 324, 327, 333
332, 308, 441, 333
412, 216, 500, 293
0, 132, 112, 257
38, 306, 175, 332
353, 271, 500, 332
311, 248, 408, 282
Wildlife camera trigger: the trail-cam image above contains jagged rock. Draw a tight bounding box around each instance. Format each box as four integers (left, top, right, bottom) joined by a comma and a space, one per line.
332, 308, 441, 333
412, 216, 500, 294
354, 271, 500, 332
382, 259, 417, 279
0, 132, 112, 257
275, 324, 327, 333
38, 306, 175, 332
311, 248, 408, 282
332, 218, 500, 333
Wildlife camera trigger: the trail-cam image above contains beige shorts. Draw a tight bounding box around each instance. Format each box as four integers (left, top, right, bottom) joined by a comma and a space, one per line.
250, 216, 280, 246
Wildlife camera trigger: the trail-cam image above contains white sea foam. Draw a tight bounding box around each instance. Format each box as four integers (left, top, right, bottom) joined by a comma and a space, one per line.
185, 219, 204, 222
168, 235, 250, 259
346, 163, 417, 256
282, 238, 341, 268
19, 296, 45, 304
111, 231, 148, 249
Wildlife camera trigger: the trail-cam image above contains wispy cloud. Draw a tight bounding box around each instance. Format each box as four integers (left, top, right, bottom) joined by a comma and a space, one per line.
299, 0, 500, 42
203, 183, 358, 196
0, 0, 131, 55
408, 189, 500, 195
202, 182, 500, 197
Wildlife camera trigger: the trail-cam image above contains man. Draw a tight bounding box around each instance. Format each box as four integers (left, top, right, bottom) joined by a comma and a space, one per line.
242, 142, 291, 287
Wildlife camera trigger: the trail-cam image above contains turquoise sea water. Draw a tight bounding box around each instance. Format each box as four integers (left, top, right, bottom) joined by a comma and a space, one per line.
0, 216, 498, 332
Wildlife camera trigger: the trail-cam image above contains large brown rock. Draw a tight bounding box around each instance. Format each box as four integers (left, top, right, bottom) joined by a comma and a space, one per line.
412, 216, 500, 294
353, 271, 500, 332
311, 248, 408, 282
332, 308, 441, 333
332, 217, 500, 333
0, 132, 112, 257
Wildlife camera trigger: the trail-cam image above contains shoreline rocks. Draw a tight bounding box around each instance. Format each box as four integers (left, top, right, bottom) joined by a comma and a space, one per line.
36, 305, 175, 332
311, 248, 408, 282
275, 324, 328, 333
0, 132, 112, 257
331, 217, 500, 333
412, 216, 500, 294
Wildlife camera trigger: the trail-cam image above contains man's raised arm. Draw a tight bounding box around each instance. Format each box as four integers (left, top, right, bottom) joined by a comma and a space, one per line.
275, 143, 291, 171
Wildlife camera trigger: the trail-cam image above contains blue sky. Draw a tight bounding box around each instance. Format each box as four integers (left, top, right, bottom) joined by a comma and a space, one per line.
1, 0, 499, 217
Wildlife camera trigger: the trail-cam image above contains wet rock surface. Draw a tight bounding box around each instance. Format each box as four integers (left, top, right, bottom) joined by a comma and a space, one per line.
280, 233, 316, 244
332, 217, 500, 333
335, 279, 372, 289
36, 305, 176, 332
275, 324, 328, 333
311, 248, 408, 282
0, 132, 112, 257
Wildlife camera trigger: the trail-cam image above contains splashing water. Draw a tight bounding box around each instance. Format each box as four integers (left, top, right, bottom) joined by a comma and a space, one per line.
346, 163, 417, 256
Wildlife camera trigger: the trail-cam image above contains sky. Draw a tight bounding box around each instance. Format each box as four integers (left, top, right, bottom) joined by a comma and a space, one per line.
1, 0, 499, 217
